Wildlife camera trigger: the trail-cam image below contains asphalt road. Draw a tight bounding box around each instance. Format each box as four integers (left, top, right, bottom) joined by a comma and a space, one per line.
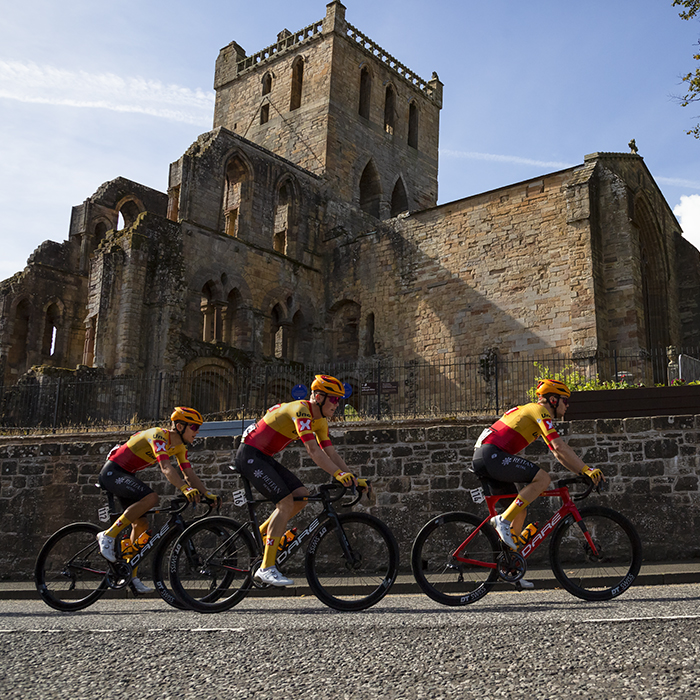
2, 585, 700, 699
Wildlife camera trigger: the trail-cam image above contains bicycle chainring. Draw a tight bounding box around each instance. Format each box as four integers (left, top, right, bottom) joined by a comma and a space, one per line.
496, 550, 527, 583
106, 561, 131, 589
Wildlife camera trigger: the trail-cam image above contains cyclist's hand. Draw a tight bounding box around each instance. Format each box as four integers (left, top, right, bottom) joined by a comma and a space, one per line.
581, 466, 604, 486
356, 478, 370, 491
204, 492, 222, 508
180, 484, 201, 502
333, 469, 357, 487
356, 478, 376, 506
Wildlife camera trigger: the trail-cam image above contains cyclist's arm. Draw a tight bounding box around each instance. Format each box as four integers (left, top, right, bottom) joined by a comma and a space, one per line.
548, 437, 587, 475
304, 440, 355, 482
180, 466, 208, 496
159, 460, 194, 493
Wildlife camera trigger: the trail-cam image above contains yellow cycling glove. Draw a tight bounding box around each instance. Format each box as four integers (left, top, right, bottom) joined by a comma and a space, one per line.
333, 469, 356, 487
180, 485, 200, 502
581, 466, 604, 485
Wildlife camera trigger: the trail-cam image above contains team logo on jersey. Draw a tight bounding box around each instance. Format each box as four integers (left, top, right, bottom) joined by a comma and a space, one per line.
297, 419, 312, 432
543, 419, 554, 431
154, 440, 167, 453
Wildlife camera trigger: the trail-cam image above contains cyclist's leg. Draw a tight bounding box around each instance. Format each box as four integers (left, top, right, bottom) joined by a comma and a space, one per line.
97, 462, 157, 560
236, 445, 304, 584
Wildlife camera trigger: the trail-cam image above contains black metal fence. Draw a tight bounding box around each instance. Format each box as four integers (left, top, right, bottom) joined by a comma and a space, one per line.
0, 348, 693, 432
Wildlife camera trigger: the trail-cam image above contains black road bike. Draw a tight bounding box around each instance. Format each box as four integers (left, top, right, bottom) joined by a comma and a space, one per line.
168, 466, 400, 613
35, 486, 216, 612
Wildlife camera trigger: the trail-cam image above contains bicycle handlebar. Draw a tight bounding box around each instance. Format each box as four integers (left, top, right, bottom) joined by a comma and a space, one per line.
555, 475, 599, 501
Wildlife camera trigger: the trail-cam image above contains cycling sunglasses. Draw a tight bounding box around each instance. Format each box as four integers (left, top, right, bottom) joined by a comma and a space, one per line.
559, 397, 569, 406
319, 392, 341, 405
187, 423, 201, 432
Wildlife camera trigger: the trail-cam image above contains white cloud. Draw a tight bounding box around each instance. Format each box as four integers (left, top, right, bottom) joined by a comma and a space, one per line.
675, 194, 700, 251
440, 148, 573, 170
0, 60, 214, 126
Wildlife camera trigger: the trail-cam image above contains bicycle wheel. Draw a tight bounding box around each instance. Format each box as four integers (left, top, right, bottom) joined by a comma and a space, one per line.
305, 513, 399, 611
411, 511, 500, 606
549, 506, 642, 601
169, 516, 256, 613
151, 527, 188, 610
34, 522, 109, 612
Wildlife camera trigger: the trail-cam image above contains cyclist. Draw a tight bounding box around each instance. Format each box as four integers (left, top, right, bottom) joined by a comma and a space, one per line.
235, 374, 363, 587
96, 406, 220, 593
472, 379, 604, 565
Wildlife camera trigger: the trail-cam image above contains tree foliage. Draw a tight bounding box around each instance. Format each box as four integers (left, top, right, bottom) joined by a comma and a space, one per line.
674, 0, 700, 137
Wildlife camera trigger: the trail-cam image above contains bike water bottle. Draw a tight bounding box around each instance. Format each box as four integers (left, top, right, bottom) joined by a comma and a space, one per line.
134, 532, 150, 550
520, 523, 538, 544
278, 528, 298, 551
121, 540, 135, 557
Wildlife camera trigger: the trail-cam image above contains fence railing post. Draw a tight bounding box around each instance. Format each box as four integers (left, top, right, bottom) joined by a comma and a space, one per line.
376, 361, 382, 420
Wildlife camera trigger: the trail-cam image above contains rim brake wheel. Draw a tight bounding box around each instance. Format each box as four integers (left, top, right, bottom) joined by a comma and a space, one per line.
169, 516, 256, 613
305, 513, 399, 612
411, 512, 500, 606
35, 522, 109, 612
549, 506, 642, 601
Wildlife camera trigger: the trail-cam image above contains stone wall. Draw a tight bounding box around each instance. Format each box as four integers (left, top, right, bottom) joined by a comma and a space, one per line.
2, 415, 699, 579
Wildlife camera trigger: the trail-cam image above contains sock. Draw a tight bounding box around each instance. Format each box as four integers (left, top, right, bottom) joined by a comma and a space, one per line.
105, 515, 132, 539
501, 496, 530, 523
262, 536, 282, 569
259, 516, 272, 538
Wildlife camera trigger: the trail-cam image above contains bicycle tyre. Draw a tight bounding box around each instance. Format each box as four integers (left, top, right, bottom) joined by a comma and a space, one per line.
34, 522, 109, 612
305, 512, 399, 611
549, 506, 642, 601
169, 516, 256, 613
151, 526, 188, 609
411, 511, 500, 606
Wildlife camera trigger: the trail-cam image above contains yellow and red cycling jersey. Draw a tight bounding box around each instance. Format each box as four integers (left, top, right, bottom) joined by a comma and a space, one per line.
481, 402, 560, 455
243, 400, 332, 456
107, 427, 191, 473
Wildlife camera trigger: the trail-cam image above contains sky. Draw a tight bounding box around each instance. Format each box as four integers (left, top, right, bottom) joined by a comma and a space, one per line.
1, 0, 699, 280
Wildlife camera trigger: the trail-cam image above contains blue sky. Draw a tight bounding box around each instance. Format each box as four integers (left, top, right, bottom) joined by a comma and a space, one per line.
1, 0, 699, 280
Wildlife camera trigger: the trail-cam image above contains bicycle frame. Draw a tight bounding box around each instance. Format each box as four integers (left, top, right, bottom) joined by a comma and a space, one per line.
454, 485, 599, 570
229, 473, 355, 570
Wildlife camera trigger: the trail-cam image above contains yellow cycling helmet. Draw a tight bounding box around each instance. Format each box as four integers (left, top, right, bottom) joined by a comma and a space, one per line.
535, 379, 571, 398
310, 374, 346, 398
171, 406, 204, 425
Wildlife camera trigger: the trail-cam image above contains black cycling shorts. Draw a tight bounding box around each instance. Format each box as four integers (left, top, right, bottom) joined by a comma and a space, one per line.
235, 443, 304, 503
471, 443, 541, 495
98, 460, 154, 510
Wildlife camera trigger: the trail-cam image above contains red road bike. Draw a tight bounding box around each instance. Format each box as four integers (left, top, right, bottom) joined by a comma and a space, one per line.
411, 476, 642, 606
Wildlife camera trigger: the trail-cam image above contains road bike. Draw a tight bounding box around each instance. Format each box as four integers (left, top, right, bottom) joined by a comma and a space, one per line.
35, 486, 216, 612
168, 465, 400, 613
411, 476, 642, 606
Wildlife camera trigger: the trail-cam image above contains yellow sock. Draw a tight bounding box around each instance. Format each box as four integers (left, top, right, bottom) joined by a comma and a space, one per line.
262, 536, 282, 569
105, 515, 131, 539
259, 516, 272, 538
501, 496, 530, 523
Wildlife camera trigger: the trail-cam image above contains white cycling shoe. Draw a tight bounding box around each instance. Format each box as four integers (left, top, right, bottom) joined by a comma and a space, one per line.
96, 531, 117, 562
510, 578, 535, 590
489, 515, 518, 551
131, 577, 154, 594
254, 565, 295, 587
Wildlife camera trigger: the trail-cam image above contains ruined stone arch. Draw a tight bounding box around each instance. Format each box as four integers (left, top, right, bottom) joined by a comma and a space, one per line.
359, 159, 382, 219
200, 279, 225, 343
262, 71, 273, 96
408, 99, 419, 149
390, 176, 409, 218
273, 175, 297, 255
7, 297, 32, 371
181, 356, 238, 418
290, 56, 304, 111
222, 151, 254, 238
358, 63, 373, 120
328, 299, 360, 362
41, 298, 65, 360
115, 196, 145, 230
383, 82, 396, 135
